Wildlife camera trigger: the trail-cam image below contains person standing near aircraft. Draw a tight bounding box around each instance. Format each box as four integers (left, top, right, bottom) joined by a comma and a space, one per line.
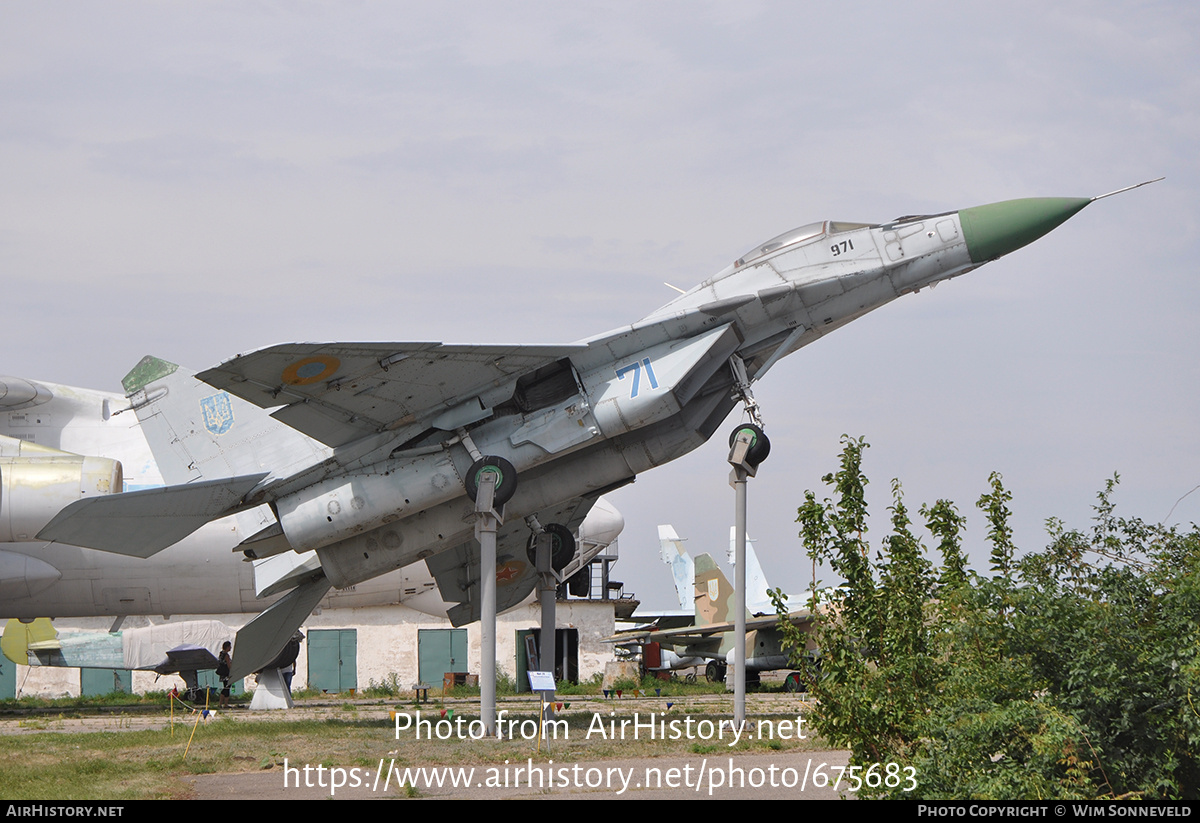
217, 641, 233, 708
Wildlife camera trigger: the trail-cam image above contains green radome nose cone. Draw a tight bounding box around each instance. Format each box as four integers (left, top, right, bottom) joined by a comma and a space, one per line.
960, 196, 1091, 263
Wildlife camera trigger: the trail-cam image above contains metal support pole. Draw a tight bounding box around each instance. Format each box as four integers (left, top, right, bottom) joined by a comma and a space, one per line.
473, 472, 502, 737
727, 430, 758, 731
733, 471, 747, 727
536, 530, 557, 713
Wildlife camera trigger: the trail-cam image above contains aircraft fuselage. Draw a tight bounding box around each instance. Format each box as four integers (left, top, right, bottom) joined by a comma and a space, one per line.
29, 193, 1120, 632
310, 208, 990, 588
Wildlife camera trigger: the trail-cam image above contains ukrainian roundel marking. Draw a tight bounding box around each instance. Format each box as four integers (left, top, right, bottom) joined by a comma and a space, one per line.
200, 392, 235, 436
282, 355, 341, 385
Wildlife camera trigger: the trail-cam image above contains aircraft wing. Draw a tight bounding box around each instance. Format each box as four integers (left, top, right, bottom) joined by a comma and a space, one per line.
196, 342, 587, 448
36, 473, 268, 556
608, 624, 725, 661
426, 495, 599, 627
618, 611, 695, 632
610, 611, 813, 646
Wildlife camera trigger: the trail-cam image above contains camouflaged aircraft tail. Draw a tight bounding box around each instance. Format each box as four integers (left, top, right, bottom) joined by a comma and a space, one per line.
692, 552, 746, 627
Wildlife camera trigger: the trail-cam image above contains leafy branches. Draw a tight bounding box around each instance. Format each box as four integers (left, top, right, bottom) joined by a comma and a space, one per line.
789, 436, 939, 766
787, 438, 1200, 799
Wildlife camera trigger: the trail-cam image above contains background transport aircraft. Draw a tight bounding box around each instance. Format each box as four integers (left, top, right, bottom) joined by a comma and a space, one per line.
0, 377, 623, 624
33, 188, 1137, 679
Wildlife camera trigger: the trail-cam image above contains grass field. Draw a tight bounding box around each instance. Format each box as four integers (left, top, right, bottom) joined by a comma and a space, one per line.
0, 687, 824, 800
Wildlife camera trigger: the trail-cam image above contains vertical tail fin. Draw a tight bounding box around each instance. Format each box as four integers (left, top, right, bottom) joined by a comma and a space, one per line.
658, 525, 695, 612
693, 553, 745, 627
122, 355, 329, 486
728, 527, 774, 614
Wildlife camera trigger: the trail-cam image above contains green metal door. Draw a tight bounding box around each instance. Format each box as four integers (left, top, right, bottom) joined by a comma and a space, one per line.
307, 629, 358, 693
80, 668, 131, 696
0, 652, 14, 699
418, 629, 467, 685
197, 668, 242, 697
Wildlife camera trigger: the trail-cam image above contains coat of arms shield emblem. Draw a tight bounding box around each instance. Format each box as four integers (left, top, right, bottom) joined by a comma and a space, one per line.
200, 393, 235, 436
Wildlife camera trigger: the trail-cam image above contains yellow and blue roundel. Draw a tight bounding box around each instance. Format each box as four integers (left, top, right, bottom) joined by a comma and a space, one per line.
281, 355, 341, 386
200, 392, 235, 436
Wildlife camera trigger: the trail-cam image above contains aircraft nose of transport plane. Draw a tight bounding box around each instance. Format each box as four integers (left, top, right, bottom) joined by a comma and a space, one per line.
958, 196, 1092, 264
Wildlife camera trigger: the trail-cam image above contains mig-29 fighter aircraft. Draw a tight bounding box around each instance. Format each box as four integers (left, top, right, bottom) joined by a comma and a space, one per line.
38, 183, 1158, 680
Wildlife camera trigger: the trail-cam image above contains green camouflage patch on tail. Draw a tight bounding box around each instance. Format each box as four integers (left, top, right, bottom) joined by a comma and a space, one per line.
122, 356, 180, 395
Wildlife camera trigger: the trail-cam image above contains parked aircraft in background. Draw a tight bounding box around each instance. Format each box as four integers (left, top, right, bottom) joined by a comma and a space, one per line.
632, 524, 703, 676
635, 524, 791, 677
1, 617, 237, 697
725, 528, 809, 616
659, 524, 696, 615
630, 525, 817, 681
615, 551, 815, 684
35, 185, 1153, 679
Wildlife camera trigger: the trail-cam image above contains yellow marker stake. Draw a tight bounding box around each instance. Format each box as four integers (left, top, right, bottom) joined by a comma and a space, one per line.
184, 689, 210, 758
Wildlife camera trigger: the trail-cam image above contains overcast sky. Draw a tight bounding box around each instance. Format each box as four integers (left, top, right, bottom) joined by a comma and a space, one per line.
2, 2, 1197, 609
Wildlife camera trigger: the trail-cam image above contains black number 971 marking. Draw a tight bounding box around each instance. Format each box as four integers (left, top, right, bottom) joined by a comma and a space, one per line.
830, 239, 854, 256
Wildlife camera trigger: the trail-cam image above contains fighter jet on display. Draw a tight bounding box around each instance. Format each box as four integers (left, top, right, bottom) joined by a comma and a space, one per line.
35, 183, 1158, 680
615, 551, 816, 684
633, 525, 810, 679
660, 525, 697, 616
0, 379, 622, 623
725, 528, 810, 616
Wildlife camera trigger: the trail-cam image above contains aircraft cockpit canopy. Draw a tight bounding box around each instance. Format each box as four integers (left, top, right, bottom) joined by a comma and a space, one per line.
735, 221, 824, 268
733, 220, 877, 269
828, 221, 874, 234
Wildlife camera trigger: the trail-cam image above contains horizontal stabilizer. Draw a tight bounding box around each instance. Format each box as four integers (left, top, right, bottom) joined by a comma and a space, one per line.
229, 574, 330, 682
36, 474, 268, 557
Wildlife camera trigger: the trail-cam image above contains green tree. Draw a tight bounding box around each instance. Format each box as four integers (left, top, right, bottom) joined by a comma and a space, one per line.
780, 439, 1200, 799
784, 436, 941, 766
